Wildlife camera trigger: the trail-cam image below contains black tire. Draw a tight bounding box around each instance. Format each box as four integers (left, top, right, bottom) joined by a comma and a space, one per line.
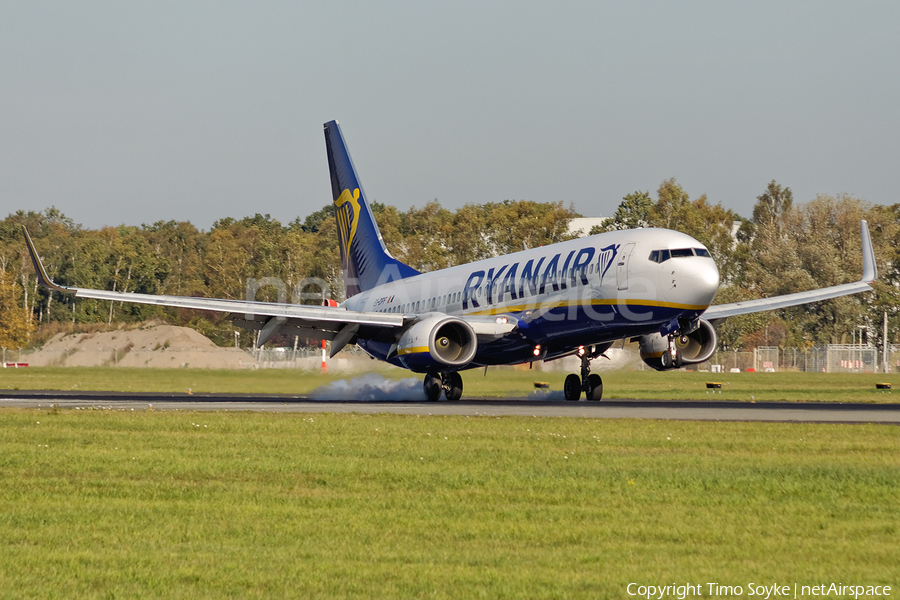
585, 374, 603, 401
660, 350, 671, 369
423, 373, 442, 401
564, 374, 582, 401
445, 372, 463, 401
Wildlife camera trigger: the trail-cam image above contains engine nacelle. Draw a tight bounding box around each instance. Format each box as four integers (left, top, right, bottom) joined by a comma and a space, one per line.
639, 319, 717, 371
396, 315, 478, 372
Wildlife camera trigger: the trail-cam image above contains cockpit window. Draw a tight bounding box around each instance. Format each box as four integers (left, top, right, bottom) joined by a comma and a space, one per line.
649, 247, 710, 263
649, 249, 673, 263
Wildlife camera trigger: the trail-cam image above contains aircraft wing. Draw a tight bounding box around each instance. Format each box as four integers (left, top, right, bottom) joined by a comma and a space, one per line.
702, 220, 877, 322
21, 225, 402, 350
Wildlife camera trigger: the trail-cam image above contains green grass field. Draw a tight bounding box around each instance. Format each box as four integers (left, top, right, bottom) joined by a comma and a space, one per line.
0, 410, 896, 599
2, 366, 899, 402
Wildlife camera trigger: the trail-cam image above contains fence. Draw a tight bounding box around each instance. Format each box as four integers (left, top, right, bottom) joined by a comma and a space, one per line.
695, 344, 898, 373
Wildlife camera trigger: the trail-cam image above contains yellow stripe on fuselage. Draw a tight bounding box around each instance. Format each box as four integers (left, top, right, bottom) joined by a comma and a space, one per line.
463, 298, 709, 317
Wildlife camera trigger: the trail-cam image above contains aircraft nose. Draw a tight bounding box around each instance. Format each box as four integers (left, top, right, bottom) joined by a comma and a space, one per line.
678, 256, 720, 307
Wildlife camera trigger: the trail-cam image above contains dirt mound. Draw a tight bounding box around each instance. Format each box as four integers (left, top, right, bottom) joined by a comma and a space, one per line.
25, 325, 256, 369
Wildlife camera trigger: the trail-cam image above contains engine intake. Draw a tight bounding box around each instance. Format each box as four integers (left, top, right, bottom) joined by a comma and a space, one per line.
639, 319, 717, 371
397, 315, 477, 372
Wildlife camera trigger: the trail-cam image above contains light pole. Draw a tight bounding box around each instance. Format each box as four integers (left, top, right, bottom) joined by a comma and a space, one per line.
855, 325, 867, 372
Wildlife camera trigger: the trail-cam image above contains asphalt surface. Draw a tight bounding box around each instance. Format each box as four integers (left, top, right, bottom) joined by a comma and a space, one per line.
2, 390, 899, 423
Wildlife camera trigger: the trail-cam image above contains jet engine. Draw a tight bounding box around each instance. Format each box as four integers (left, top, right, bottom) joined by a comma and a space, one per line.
396, 315, 478, 372
638, 319, 717, 371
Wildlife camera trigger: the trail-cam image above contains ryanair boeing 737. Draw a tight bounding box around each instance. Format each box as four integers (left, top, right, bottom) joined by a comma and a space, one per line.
22, 120, 878, 401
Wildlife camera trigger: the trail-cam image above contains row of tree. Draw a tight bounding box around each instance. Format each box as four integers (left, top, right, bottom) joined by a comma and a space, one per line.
1, 183, 897, 351
0, 200, 579, 347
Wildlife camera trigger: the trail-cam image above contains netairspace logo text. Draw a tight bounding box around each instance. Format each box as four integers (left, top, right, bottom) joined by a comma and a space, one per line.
626, 582, 892, 600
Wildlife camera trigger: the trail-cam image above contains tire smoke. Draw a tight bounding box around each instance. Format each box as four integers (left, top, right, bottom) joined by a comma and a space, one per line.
310, 373, 427, 401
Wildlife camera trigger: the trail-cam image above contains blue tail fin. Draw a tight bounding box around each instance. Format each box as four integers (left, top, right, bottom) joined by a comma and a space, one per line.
324, 120, 420, 297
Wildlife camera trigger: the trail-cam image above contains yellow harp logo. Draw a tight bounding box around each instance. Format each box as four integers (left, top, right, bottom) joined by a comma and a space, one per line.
335, 188, 361, 267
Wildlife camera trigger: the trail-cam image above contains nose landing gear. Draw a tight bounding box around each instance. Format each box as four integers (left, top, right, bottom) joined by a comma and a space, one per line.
563, 348, 603, 401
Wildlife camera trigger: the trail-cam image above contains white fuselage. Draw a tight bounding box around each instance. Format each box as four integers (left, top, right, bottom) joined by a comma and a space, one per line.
346, 228, 720, 366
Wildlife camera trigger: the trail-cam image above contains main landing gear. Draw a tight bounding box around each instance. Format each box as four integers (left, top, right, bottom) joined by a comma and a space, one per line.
424, 371, 463, 401
564, 349, 603, 402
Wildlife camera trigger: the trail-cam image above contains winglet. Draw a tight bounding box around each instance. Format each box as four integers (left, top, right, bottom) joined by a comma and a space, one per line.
861, 220, 877, 283
21, 225, 75, 294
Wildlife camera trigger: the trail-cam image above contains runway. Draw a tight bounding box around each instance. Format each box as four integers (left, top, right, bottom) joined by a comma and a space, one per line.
2, 390, 899, 423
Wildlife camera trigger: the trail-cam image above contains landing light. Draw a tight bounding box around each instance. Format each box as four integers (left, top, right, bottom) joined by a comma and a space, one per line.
495, 316, 509, 324
577, 345, 586, 356
533, 344, 541, 357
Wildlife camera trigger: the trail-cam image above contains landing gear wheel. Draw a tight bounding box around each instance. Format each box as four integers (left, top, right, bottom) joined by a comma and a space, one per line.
585, 374, 603, 401
444, 372, 463, 401
564, 374, 582, 401
660, 350, 672, 369
424, 373, 442, 401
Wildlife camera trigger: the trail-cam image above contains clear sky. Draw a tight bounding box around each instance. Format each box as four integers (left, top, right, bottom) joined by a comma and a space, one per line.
1, 1, 898, 230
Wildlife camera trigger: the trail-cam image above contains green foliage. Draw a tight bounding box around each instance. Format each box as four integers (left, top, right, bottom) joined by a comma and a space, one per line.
291, 204, 335, 234
603, 191, 653, 231
733, 189, 898, 346
0, 269, 34, 348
